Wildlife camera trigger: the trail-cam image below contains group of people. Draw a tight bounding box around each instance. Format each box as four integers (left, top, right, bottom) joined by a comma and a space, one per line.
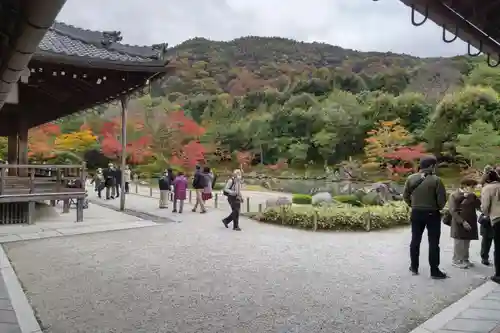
404, 156, 500, 284
92, 163, 132, 200
156, 166, 243, 231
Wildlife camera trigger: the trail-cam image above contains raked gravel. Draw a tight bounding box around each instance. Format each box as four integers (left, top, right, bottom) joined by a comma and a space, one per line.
4, 208, 493, 333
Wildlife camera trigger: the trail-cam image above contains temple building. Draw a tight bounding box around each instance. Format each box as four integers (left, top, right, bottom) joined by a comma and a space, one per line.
0, 0, 170, 223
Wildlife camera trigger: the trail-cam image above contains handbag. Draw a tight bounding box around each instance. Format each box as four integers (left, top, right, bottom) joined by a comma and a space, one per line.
442, 210, 452, 226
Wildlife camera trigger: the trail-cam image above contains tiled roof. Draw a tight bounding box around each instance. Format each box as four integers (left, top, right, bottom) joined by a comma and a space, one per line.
36, 22, 166, 63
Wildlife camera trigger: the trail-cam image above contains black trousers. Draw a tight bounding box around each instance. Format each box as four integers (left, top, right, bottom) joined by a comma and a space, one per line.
115, 183, 121, 197
410, 209, 441, 274
481, 236, 493, 261
494, 223, 500, 277
125, 182, 130, 193
223, 196, 241, 229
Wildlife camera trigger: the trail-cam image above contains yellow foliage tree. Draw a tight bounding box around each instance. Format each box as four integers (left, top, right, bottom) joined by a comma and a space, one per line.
54, 129, 98, 155
363, 119, 412, 169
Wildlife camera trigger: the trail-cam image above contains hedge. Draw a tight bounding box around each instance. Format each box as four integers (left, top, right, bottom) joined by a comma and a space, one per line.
252, 202, 410, 231
292, 194, 312, 205
333, 195, 363, 206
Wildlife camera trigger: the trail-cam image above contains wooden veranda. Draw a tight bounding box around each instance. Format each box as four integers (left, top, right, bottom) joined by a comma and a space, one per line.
0, 4, 171, 223
0, 164, 86, 223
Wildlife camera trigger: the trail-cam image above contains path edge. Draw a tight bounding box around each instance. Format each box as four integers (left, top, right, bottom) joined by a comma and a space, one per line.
409, 280, 498, 332
0, 244, 41, 333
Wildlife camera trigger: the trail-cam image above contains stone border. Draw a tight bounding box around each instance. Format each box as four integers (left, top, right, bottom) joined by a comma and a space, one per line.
409, 280, 498, 332
0, 245, 41, 333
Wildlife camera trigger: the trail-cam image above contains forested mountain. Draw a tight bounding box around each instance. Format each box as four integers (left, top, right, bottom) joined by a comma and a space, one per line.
37, 36, 500, 174
157, 37, 472, 101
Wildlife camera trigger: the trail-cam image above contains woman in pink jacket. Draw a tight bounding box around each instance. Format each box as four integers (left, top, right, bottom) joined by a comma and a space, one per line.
172, 172, 188, 213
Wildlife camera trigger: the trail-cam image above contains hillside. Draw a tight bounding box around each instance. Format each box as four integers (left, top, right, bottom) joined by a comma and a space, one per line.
47, 35, 500, 175
156, 36, 472, 100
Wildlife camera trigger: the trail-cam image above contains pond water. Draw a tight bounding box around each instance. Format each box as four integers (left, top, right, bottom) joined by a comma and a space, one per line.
243, 177, 404, 195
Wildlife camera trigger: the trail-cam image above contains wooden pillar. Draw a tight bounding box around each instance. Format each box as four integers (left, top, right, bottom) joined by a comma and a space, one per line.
27, 201, 35, 224
7, 134, 17, 176
76, 198, 83, 222
17, 123, 28, 176
119, 95, 129, 211
62, 199, 70, 213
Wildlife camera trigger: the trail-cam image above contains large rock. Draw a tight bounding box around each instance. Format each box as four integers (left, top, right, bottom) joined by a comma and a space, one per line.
361, 191, 385, 206
312, 192, 333, 206
371, 182, 392, 202
265, 196, 292, 209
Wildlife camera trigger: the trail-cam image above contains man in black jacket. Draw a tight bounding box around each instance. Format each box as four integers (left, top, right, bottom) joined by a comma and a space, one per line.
158, 169, 173, 209
114, 167, 122, 198
404, 155, 448, 279
192, 165, 207, 213
103, 163, 116, 200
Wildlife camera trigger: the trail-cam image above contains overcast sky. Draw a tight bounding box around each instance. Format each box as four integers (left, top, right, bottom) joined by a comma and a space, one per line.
57, 0, 468, 58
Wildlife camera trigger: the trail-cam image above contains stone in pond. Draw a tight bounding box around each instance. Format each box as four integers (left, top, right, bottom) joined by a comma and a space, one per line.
265, 197, 292, 209
312, 192, 333, 206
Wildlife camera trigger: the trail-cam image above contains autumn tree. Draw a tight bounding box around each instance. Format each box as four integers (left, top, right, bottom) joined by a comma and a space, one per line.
363, 119, 412, 170
153, 110, 206, 168
100, 117, 153, 164
384, 144, 427, 175
54, 127, 99, 155
28, 123, 61, 160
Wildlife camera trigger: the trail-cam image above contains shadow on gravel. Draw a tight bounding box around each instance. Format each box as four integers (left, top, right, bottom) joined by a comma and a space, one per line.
88, 199, 175, 223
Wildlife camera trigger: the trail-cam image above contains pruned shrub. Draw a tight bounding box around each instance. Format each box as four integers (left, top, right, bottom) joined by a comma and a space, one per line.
292, 194, 312, 204
333, 194, 363, 206
253, 202, 410, 231
213, 183, 225, 191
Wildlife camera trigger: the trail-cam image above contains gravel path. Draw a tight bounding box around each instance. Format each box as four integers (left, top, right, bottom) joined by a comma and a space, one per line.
4, 204, 493, 333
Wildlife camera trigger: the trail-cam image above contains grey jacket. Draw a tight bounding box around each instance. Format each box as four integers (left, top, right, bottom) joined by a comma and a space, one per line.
224, 177, 242, 199
481, 182, 500, 226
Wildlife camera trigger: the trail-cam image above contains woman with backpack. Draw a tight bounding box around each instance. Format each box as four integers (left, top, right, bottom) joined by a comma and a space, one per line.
448, 178, 480, 269
222, 169, 243, 231
202, 166, 214, 203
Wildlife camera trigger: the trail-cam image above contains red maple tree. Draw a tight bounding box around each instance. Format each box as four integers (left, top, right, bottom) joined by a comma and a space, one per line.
384, 144, 427, 162
99, 117, 153, 164
384, 143, 427, 176
170, 140, 206, 169
166, 111, 207, 168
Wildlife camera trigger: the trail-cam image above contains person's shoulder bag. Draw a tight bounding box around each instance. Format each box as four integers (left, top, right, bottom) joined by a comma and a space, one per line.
408, 173, 429, 196
223, 177, 235, 196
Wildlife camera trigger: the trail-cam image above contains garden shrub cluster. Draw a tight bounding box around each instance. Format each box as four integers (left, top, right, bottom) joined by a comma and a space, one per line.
254, 202, 410, 231
333, 195, 363, 206
292, 194, 312, 204
292, 193, 373, 207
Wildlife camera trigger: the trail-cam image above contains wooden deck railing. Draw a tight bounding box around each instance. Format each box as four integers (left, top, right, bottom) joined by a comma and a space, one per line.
0, 164, 86, 198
